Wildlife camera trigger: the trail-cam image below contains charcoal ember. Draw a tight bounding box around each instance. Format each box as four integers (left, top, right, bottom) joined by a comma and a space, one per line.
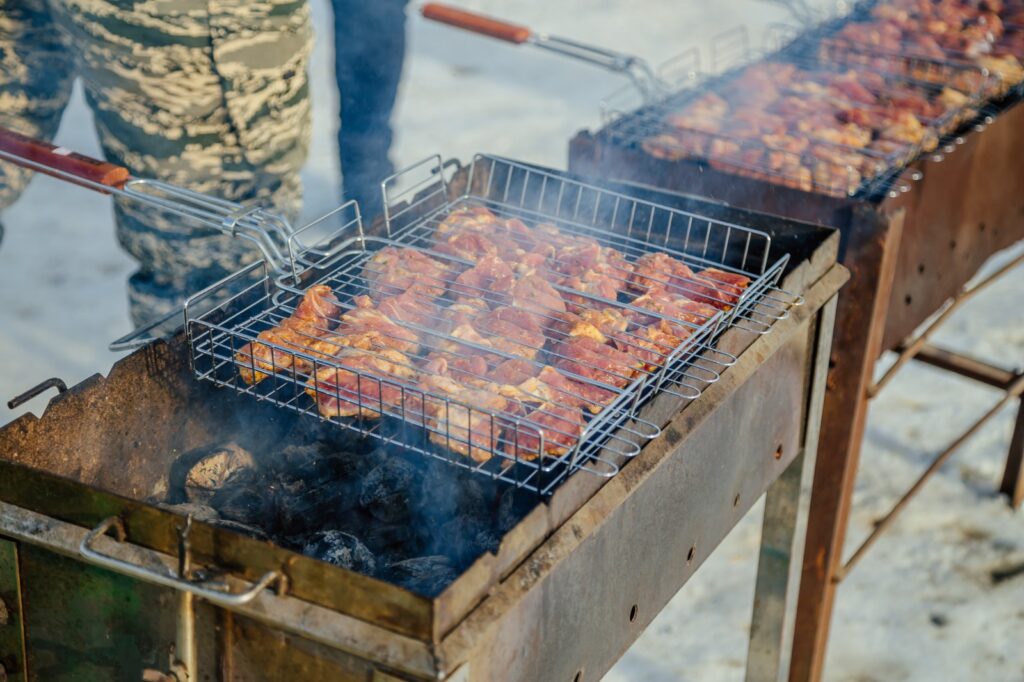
387, 556, 457, 597
359, 458, 417, 523
439, 517, 501, 567
303, 530, 376, 573
167, 442, 255, 504
276, 479, 359, 538
363, 523, 416, 552
209, 469, 278, 528
273, 444, 331, 482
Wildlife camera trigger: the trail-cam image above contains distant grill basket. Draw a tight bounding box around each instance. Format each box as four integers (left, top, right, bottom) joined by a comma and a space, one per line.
185, 155, 799, 494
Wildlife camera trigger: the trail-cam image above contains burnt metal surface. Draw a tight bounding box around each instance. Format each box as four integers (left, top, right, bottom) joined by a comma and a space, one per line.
0, 540, 26, 682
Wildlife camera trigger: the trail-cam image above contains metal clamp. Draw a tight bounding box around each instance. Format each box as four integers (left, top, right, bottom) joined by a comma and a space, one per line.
79, 516, 285, 608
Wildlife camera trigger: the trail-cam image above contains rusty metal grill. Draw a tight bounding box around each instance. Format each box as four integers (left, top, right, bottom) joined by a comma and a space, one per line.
184, 155, 799, 494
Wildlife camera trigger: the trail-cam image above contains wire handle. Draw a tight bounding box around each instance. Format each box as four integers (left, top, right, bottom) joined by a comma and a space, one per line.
0, 126, 295, 273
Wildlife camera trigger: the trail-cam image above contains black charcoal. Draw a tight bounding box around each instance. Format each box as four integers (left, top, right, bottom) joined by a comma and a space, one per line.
209, 469, 277, 528
387, 556, 458, 597
303, 530, 376, 573
359, 458, 416, 523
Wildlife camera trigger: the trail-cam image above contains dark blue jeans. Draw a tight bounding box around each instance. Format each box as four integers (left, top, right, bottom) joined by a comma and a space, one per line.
332, 0, 409, 223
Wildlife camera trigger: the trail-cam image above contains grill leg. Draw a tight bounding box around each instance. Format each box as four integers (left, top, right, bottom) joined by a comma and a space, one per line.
1000, 399, 1024, 510
747, 295, 837, 682
788, 210, 905, 682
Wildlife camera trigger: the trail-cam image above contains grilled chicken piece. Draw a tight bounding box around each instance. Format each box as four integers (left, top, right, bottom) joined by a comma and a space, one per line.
363, 246, 453, 300
487, 358, 540, 385
306, 349, 416, 419
235, 285, 340, 384
434, 229, 499, 264
504, 401, 584, 458
553, 336, 642, 390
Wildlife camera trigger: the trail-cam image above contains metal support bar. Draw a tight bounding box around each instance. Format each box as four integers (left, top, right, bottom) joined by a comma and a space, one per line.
867, 251, 1024, 398
910, 344, 1018, 390
835, 372, 1024, 581
747, 295, 837, 682
999, 403, 1024, 509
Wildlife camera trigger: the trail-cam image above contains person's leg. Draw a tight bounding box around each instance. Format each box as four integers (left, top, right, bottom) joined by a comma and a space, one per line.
0, 0, 76, 243
51, 0, 313, 325
332, 0, 408, 222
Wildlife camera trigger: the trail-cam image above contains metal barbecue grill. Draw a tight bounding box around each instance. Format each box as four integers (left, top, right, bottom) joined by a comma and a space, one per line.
185, 154, 799, 494
423, 3, 1012, 200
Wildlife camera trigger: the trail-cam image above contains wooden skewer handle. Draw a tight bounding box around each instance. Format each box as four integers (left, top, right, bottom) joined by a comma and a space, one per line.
421, 3, 532, 44
0, 126, 130, 191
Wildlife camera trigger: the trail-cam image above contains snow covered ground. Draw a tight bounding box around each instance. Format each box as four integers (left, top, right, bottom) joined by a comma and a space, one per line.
0, 1, 1022, 680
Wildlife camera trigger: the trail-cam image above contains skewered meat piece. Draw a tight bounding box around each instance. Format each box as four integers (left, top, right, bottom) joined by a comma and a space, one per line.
553, 336, 642, 389
306, 349, 416, 419
363, 246, 453, 300
235, 285, 340, 384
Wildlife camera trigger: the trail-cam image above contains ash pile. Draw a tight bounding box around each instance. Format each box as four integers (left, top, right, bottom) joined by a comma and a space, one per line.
157, 418, 534, 597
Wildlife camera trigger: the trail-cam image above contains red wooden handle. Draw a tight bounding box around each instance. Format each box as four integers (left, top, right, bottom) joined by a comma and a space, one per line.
0, 127, 130, 191
421, 3, 531, 44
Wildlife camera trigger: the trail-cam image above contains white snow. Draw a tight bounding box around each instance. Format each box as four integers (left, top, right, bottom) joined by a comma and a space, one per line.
0, 1, 1021, 680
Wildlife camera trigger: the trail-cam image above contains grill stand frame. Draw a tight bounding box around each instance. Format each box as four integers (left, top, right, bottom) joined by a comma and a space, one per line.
570, 75, 1024, 682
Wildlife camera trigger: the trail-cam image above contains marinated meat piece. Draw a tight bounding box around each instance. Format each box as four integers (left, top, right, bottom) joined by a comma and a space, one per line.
418, 373, 509, 463
363, 246, 453, 300
451, 255, 516, 305
614, 320, 690, 371
554, 336, 641, 389
434, 229, 499, 264
436, 205, 503, 235
505, 402, 583, 458
338, 298, 420, 354
629, 291, 719, 330
235, 285, 340, 384
628, 252, 697, 295
488, 358, 539, 385
510, 273, 566, 327
306, 349, 416, 419
474, 306, 546, 361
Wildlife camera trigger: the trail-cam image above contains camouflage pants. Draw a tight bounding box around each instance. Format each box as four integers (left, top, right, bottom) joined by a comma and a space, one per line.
0, 0, 312, 325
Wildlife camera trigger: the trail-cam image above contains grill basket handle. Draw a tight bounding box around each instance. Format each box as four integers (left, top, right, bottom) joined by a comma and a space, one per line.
0, 126, 129, 191
421, 3, 531, 43
80, 516, 286, 608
